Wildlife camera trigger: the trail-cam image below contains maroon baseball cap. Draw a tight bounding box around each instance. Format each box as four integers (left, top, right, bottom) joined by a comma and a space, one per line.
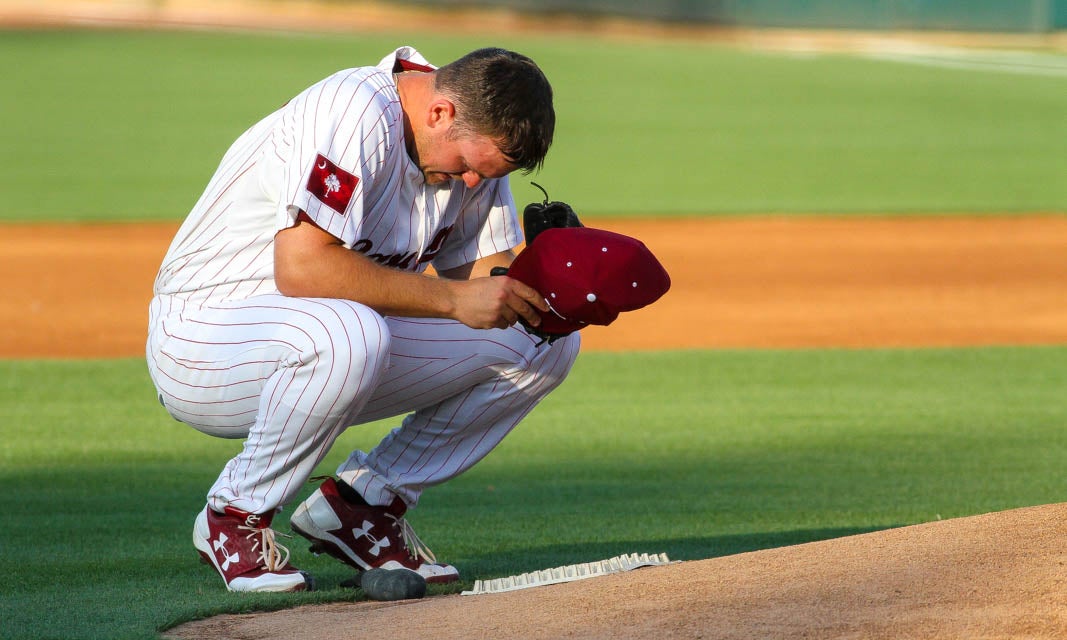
507, 227, 671, 336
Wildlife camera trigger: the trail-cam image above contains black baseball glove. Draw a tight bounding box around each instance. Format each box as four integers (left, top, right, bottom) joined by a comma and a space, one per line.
522, 182, 583, 245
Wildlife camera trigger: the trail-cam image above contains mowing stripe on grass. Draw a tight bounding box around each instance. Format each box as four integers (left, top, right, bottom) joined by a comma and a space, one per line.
863, 47, 1067, 77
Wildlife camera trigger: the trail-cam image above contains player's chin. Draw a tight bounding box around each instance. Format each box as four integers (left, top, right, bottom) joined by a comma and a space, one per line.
423, 172, 451, 185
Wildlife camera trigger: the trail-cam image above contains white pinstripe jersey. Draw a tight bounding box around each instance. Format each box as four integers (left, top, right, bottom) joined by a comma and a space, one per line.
154, 47, 523, 306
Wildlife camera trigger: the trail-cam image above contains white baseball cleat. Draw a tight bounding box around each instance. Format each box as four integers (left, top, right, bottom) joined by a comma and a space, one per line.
193, 505, 312, 592
290, 477, 459, 584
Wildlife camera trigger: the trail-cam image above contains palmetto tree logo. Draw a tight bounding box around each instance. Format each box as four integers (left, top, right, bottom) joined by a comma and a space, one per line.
324, 172, 342, 195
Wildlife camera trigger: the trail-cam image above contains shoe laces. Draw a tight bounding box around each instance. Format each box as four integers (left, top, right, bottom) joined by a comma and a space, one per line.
387, 513, 438, 565
239, 514, 292, 572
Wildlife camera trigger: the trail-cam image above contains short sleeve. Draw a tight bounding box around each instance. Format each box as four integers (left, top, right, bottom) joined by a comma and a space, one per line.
282, 68, 402, 244
431, 176, 523, 272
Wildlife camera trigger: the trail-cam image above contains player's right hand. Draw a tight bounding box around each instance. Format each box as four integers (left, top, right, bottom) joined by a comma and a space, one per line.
450, 276, 548, 331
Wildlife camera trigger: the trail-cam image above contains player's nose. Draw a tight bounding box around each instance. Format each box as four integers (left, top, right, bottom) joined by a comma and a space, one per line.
461, 172, 482, 188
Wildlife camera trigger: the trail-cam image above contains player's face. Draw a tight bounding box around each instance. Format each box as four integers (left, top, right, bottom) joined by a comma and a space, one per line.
419, 128, 516, 188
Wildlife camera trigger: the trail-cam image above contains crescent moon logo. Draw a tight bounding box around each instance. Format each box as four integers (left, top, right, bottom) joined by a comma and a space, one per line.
318, 160, 327, 170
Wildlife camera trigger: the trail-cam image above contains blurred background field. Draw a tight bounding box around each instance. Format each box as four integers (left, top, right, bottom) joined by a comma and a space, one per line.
1, 0, 1066, 221
1, 2, 1066, 639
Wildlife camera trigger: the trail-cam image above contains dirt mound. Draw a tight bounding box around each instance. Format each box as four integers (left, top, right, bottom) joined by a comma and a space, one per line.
165, 502, 1067, 640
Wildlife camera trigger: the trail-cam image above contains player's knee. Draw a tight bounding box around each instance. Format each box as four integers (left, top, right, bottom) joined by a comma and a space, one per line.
496, 327, 580, 384
299, 301, 392, 383
489, 330, 579, 404
534, 331, 580, 389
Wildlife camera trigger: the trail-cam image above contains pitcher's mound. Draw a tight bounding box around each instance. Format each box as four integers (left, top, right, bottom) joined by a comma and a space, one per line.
165, 503, 1067, 640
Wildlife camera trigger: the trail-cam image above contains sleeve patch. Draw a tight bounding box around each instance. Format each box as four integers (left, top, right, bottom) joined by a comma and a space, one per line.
306, 153, 359, 215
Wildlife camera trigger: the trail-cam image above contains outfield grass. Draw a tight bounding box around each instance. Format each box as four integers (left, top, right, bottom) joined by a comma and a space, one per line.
1, 28, 1065, 222
2, 347, 1065, 639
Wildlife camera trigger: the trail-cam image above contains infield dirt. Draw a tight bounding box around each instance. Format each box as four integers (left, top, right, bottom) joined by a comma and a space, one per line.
5, 215, 1067, 357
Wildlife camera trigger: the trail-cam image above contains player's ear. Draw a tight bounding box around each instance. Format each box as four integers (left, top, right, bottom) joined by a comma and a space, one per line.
426, 98, 456, 129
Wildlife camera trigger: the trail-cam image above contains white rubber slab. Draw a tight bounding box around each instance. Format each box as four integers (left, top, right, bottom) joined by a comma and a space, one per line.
461, 552, 674, 595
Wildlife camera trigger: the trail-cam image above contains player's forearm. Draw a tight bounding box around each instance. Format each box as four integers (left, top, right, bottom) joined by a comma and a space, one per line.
274, 219, 545, 329
274, 224, 458, 319
306, 257, 453, 317
437, 250, 516, 281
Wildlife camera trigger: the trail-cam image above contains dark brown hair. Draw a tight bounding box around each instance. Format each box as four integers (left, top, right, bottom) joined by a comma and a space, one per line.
433, 48, 555, 173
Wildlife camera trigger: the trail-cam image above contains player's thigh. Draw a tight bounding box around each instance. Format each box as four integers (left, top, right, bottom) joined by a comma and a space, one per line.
353, 318, 567, 423
150, 295, 390, 436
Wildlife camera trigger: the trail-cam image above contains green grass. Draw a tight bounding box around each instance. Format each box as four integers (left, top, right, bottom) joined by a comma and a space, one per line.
2, 346, 1066, 639
1, 29, 1065, 221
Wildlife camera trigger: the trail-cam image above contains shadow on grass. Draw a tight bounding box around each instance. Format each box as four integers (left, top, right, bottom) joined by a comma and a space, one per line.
0, 460, 904, 639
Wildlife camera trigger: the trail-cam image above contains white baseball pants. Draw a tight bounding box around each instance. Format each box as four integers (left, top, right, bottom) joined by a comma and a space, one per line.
146, 293, 579, 514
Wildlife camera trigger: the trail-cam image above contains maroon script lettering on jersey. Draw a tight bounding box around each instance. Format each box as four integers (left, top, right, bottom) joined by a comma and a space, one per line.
418, 226, 455, 264
307, 154, 359, 215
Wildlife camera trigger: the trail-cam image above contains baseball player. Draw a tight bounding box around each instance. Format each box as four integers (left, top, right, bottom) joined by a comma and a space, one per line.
146, 46, 581, 592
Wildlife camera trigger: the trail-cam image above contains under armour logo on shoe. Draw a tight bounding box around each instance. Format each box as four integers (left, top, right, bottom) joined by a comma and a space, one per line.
213, 533, 240, 570
351, 520, 391, 557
